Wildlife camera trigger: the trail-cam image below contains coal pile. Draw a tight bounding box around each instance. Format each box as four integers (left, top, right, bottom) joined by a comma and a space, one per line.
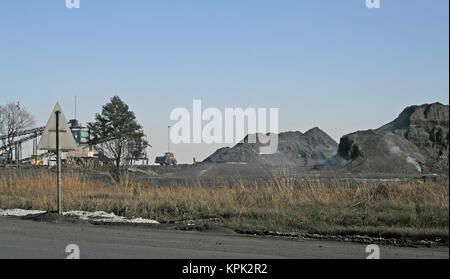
377, 102, 449, 172
337, 130, 427, 174
204, 127, 338, 166
337, 102, 449, 174
203, 102, 448, 175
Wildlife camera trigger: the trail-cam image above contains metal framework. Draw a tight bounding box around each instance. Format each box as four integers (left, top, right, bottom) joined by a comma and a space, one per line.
0, 127, 45, 166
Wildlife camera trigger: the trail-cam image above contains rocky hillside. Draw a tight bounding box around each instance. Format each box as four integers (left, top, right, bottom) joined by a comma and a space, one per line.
337, 130, 427, 173
337, 103, 449, 174
203, 102, 448, 174
204, 127, 338, 166
377, 102, 449, 171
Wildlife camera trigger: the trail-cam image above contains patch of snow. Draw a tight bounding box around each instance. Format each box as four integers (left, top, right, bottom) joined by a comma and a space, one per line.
0, 208, 159, 224
0, 209, 46, 216
128, 217, 159, 224
63, 210, 159, 224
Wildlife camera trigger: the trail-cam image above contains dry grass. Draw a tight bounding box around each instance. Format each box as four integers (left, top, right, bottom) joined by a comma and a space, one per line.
0, 169, 448, 241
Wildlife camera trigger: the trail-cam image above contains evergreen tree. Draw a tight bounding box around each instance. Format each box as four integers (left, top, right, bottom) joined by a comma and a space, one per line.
88, 96, 145, 181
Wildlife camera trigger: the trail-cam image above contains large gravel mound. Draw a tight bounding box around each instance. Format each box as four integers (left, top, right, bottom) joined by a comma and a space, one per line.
378, 102, 449, 172
204, 127, 338, 166
203, 102, 448, 174
337, 103, 449, 174
337, 130, 427, 174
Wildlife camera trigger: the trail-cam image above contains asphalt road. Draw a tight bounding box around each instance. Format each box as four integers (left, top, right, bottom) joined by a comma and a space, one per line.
0, 217, 448, 259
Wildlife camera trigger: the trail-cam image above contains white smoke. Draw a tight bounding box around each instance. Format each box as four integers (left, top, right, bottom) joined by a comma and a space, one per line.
387, 140, 422, 173
406, 156, 422, 173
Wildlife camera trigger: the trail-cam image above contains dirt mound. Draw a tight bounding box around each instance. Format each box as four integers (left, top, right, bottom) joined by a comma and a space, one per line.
202, 143, 263, 164
378, 102, 449, 172
337, 102, 449, 174
204, 127, 338, 166
202, 102, 447, 174
21, 212, 89, 225
337, 130, 427, 174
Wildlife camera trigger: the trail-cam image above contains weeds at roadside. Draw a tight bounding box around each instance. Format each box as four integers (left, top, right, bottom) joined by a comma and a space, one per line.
0, 169, 448, 242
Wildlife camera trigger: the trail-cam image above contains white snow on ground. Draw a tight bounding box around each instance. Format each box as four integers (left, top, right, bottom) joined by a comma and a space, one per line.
0, 209, 159, 224
0, 209, 46, 216
63, 211, 159, 224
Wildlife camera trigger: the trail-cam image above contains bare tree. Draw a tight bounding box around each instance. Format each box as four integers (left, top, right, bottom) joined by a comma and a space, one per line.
0, 103, 35, 162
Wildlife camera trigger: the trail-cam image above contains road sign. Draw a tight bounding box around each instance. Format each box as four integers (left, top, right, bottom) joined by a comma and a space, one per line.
38, 102, 77, 214
38, 103, 77, 151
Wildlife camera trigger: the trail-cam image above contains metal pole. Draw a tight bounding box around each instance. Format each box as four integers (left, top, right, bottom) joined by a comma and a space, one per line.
56, 111, 61, 214
15, 142, 19, 168
168, 125, 170, 152
19, 143, 21, 166
33, 136, 37, 155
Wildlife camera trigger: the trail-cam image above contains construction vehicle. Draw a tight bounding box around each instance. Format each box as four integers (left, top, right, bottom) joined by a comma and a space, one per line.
31, 154, 44, 166
155, 125, 177, 166
155, 152, 177, 166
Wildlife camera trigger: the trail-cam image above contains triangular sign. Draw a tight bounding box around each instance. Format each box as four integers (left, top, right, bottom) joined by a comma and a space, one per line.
38, 102, 78, 151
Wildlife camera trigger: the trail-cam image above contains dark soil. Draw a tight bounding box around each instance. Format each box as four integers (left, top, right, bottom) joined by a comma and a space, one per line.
21, 212, 89, 225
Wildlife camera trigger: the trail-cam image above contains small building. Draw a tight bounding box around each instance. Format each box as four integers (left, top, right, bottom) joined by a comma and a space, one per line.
69, 119, 89, 144
66, 119, 97, 166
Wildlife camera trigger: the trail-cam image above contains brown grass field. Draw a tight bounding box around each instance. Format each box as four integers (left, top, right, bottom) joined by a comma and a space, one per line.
0, 169, 448, 242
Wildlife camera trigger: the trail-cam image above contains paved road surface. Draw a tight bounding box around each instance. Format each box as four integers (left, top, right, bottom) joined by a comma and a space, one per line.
0, 217, 448, 259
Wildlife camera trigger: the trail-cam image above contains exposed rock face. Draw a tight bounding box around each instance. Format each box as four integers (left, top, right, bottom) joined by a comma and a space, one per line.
204, 127, 338, 166
337, 103, 449, 174
377, 102, 449, 171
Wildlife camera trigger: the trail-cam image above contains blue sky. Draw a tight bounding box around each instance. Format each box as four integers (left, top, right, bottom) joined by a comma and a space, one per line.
0, 0, 448, 163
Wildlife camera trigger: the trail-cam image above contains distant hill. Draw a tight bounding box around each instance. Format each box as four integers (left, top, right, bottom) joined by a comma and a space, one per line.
203, 127, 338, 166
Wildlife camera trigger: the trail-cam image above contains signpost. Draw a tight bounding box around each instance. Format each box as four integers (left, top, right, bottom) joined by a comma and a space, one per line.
38, 103, 77, 214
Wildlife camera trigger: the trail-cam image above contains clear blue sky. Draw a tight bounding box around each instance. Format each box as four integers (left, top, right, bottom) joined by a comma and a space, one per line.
1, 0, 448, 163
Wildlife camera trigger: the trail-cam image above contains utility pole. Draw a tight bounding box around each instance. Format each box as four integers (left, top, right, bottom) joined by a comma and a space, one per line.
168, 125, 170, 153
74, 95, 77, 120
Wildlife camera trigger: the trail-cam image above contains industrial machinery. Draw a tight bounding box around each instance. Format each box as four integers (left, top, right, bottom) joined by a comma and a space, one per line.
31, 154, 44, 166
0, 126, 45, 167
155, 125, 176, 166
155, 152, 177, 166
69, 119, 89, 144
66, 119, 98, 167
0, 100, 152, 168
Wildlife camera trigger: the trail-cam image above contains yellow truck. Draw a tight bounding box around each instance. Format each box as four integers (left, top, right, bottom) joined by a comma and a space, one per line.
155, 152, 177, 166
31, 154, 44, 166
